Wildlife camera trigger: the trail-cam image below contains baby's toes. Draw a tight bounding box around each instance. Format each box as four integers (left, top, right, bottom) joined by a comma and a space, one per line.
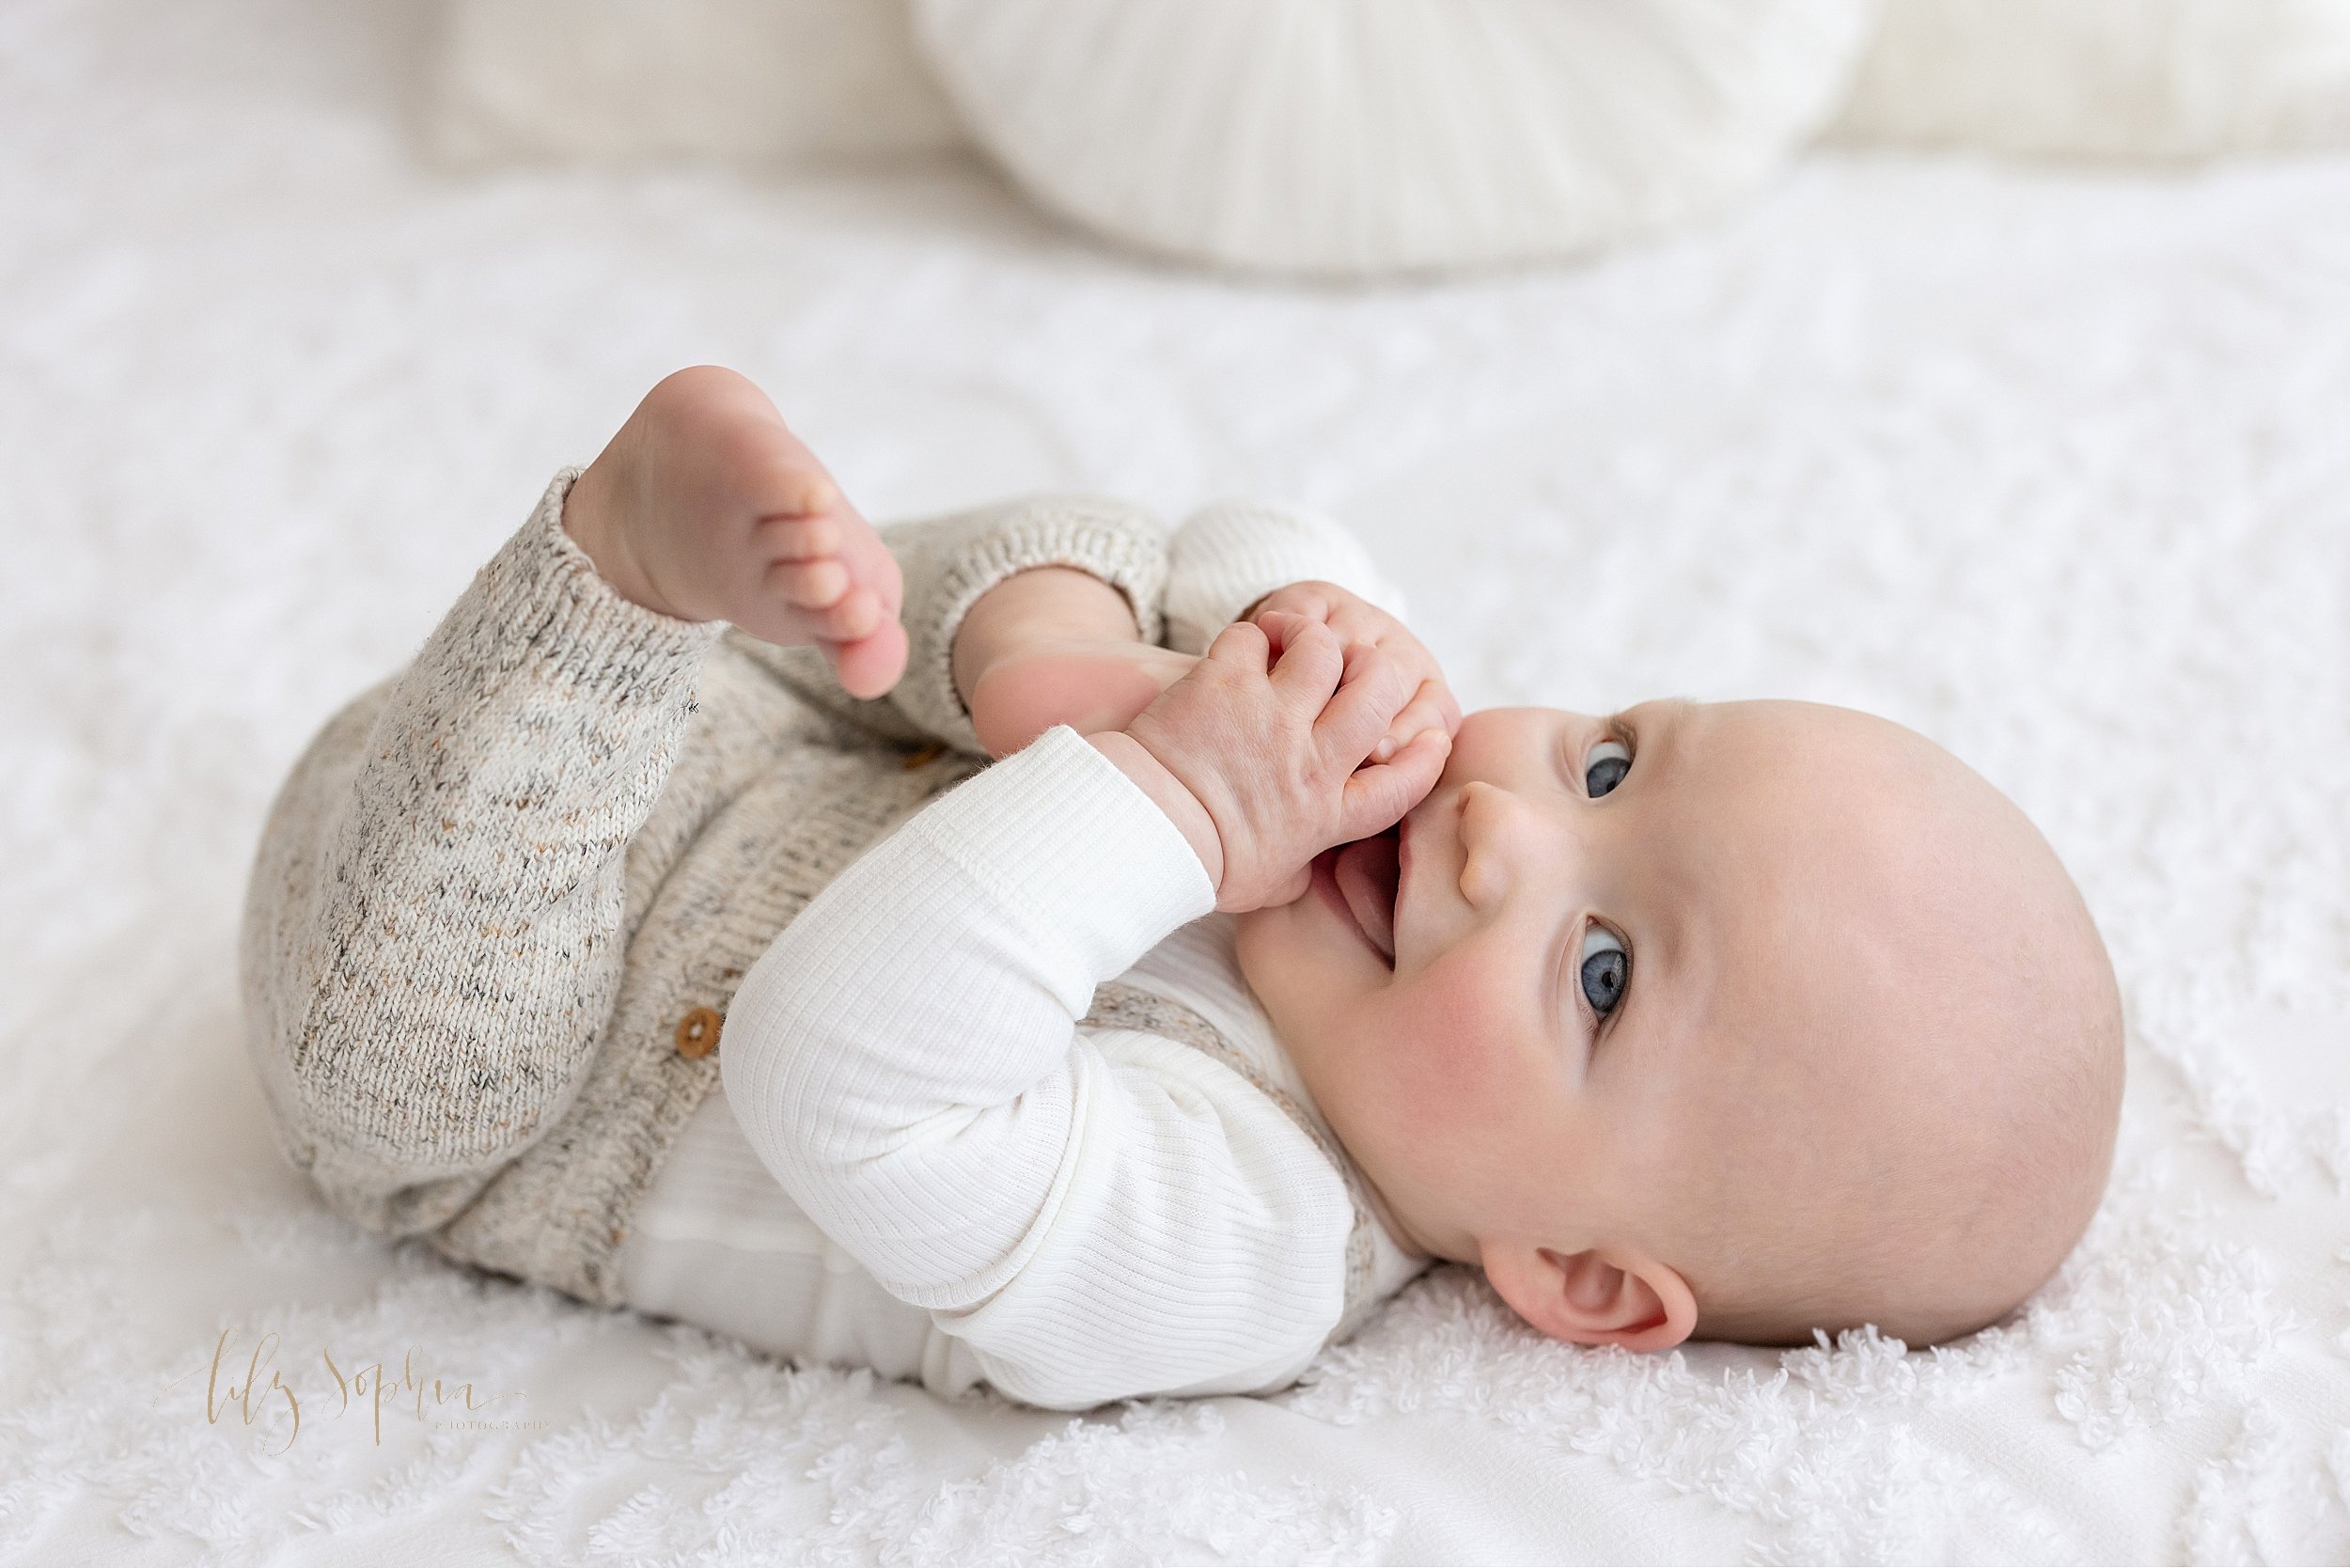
757, 512, 840, 562
806, 581, 888, 642
827, 616, 909, 700
774, 557, 852, 610
838, 514, 904, 617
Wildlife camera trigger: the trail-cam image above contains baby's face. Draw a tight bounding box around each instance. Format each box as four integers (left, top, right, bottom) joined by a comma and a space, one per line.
1236, 697, 2052, 1346
1240, 698, 1790, 1240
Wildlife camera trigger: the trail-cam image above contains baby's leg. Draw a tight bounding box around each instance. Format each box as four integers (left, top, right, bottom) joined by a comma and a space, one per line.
563, 366, 908, 698
952, 567, 1197, 757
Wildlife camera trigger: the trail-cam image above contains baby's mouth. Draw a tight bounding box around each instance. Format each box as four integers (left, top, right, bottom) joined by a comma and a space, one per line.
1333, 826, 1401, 966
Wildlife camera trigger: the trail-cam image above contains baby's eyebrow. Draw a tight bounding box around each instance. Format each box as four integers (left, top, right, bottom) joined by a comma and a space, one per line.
1617, 695, 1700, 734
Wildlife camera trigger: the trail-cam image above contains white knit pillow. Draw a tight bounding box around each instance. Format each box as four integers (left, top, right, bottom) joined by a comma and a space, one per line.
1826, 0, 2350, 160
908, 0, 1876, 276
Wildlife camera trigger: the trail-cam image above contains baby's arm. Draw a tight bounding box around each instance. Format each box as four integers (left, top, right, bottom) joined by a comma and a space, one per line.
950, 498, 1459, 763
723, 624, 1442, 1407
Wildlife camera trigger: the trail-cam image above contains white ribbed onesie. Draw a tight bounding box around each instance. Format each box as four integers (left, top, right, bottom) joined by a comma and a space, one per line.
618, 574, 1434, 1412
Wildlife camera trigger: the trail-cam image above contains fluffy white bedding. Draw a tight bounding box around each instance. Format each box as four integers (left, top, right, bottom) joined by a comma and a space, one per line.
4, 0, 2347, 1562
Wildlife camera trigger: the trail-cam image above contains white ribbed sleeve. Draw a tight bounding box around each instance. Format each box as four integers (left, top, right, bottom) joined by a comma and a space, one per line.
1162, 499, 1410, 656
720, 724, 1358, 1409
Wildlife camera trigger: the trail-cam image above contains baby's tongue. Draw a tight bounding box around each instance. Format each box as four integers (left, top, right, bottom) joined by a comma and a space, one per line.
1333, 828, 1400, 964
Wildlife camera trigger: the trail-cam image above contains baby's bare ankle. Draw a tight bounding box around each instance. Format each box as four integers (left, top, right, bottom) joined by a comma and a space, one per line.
952, 567, 1140, 708
560, 446, 670, 617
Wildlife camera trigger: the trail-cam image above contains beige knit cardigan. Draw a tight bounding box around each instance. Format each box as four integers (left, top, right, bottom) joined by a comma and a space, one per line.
237, 468, 1200, 1309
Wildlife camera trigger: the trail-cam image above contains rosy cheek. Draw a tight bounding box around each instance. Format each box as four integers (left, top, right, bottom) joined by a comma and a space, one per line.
1375, 959, 1519, 1130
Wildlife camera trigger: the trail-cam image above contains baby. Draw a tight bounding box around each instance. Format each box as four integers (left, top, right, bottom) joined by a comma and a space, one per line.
242, 367, 2124, 1411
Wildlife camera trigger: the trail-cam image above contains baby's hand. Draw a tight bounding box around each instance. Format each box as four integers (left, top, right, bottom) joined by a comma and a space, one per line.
1089, 611, 1450, 912
1242, 582, 1462, 762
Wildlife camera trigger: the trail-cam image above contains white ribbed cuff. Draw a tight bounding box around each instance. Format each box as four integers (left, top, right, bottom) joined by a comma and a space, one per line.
902, 725, 1215, 996
1163, 499, 1408, 657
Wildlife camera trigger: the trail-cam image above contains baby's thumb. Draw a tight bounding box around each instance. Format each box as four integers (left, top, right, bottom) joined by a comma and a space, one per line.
1335, 728, 1449, 844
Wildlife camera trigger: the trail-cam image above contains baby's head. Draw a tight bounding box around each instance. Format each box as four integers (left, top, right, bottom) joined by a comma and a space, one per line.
1236, 698, 2123, 1351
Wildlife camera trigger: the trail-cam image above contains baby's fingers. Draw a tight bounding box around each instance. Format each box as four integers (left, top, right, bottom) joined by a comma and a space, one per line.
1202, 617, 1273, 673
1264, 614, 1344, 703
1314, 641, 1416, 765
1373, 676, 1459, 762
1335, 728, 1450, 844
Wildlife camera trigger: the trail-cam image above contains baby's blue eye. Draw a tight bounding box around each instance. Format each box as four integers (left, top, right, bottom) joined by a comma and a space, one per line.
1584, 740, 1631, 798
1579, 926, 1628, 1017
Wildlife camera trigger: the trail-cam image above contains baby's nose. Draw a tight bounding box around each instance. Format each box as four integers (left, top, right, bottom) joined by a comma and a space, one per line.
1455, 780, 1568, 904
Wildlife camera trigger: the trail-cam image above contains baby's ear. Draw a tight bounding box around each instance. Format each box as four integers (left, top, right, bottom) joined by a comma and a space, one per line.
1480, 1241, 1697, 1352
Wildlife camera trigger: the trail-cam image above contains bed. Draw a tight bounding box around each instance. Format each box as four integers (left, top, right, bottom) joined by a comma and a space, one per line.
3, 0, 2346, 1561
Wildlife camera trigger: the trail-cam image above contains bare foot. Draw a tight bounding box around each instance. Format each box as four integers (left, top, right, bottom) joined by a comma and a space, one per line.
561, 366, 909, 699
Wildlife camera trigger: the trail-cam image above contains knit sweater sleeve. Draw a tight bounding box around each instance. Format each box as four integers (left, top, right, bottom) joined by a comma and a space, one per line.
721, 726, 1358, 1409
744, 494, 1171, 756
1161, 498, 1410, 656
238, 468, 724, 1229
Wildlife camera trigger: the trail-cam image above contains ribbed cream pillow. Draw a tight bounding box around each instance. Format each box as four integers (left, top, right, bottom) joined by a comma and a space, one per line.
1827, 0, 2350, 160
426, 0, 964, 165
908, 0, 1876, 276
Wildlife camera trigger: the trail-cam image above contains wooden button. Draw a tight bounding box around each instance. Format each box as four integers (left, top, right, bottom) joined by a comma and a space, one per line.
901, 741, 947, 770
673, 1006, 722, 1058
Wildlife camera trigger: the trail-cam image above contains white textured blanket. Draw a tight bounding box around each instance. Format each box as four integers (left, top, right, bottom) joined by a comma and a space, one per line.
2, 0, 2345, 1562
